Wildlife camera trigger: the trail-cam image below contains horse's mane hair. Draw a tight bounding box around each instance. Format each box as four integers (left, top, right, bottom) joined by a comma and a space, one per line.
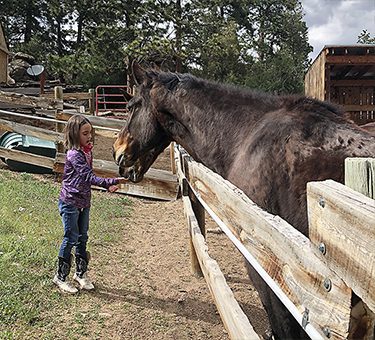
283, 96, 345, 117
155, 71, 286, 112
153, 71, 347, 122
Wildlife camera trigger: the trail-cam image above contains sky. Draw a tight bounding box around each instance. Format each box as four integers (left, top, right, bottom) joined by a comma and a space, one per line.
300, 0, 375, 61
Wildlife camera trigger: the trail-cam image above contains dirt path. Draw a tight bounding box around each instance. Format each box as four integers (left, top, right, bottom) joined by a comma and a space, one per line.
85, 196, 269, 339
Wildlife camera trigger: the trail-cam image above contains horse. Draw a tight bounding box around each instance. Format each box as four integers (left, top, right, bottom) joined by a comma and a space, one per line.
113, 64, 375, 339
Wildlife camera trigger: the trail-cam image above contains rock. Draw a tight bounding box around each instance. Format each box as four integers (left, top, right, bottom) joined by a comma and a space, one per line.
9, 58, 31, 82
13, 52, 35, 64
7, 73, 15, 85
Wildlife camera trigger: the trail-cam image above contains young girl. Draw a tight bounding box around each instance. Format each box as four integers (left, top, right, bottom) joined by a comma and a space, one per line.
53, 114, 126, 294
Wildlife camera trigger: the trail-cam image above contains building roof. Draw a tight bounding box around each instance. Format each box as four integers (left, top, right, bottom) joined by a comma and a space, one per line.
308, 44, 375, 80
311, 44, 375, 64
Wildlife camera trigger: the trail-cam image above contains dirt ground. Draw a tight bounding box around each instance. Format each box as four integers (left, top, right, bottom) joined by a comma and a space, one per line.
90, 134, 270, 339
0, 116, 270, 339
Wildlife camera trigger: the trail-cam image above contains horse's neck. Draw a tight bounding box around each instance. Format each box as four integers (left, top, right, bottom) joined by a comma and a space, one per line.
168, 104, 253, 177
161, 82, 281, 176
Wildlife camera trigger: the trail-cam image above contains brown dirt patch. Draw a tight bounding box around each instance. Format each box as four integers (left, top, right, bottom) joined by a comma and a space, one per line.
86, 197, 269, 339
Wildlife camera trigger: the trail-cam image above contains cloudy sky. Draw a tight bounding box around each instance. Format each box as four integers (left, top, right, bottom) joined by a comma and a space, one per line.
300, 0, 375, 61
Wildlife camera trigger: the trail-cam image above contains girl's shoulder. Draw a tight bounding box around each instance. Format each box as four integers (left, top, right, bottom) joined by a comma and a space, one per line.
66, 148, 84, 161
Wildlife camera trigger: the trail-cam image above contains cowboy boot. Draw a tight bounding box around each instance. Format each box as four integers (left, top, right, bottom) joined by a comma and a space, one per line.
73, 253, 94, 290
53, 255, 78, 294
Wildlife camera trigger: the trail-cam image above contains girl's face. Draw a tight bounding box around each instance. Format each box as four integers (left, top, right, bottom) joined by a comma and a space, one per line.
79, 123, 92, 147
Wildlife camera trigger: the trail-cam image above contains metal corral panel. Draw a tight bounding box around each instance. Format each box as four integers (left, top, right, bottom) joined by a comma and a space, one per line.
0, 132, 56, 173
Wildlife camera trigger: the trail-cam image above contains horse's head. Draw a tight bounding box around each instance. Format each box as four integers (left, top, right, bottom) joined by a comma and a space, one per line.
113, 64, 172, 182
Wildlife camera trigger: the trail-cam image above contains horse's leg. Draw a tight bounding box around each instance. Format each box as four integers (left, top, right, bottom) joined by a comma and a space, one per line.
247, 266, 309, 339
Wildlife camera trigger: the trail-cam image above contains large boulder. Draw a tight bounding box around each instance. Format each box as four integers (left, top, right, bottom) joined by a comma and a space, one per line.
8, 52, 36, 82
13, 52, 35, 64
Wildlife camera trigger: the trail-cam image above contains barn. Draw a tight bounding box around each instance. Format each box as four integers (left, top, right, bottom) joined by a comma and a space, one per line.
305, 45, 375, 125
0, 23, 9, 85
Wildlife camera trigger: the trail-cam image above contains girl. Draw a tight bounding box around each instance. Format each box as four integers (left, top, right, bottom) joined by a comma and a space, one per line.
53, 114, 126, 294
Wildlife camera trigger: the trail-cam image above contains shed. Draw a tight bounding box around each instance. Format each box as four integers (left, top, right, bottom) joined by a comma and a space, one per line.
304, 45, 375, 125
0, 23, 9, 84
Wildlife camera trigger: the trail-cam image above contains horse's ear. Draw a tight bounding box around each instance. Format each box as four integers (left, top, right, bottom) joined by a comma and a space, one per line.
132, 62, 146, 86
119, 88, 133, 102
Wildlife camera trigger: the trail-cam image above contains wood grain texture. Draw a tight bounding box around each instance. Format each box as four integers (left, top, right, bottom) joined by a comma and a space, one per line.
185, 159, 351, 339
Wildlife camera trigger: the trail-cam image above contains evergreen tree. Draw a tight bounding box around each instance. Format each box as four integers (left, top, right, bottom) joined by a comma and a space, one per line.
357, 29, 375, 44
0, 0, 311, 93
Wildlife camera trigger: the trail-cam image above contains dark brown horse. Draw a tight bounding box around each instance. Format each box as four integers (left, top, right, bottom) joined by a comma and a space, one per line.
113, 64, 375, 339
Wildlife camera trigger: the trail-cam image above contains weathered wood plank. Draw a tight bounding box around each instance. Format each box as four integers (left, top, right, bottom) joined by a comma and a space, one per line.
326, 55, 375, 65
331, 79, 375, 87
0, 146, 55, 169
307, 180, 375, 312
304, 50, 326, 100
0, 118, 63, 143
182, 195, 260, 340
54, 153, 178, 201
55, 86, 65, 154
0, 90, 61, 109
343, 104, 375, 112
345, 158, 375, 199
186, 160, 351, 339
41, 92, 91, 100
55, 111, 124, 131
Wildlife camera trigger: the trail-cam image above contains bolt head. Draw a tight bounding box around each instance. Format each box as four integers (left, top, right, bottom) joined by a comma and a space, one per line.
323, 278, 332, 292
318, 242, 326, 255
323, 326, 331, 338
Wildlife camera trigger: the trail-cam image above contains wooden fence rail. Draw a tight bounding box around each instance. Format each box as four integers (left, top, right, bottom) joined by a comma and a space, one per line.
0, 89, 61, 109
175, 145, 375, 339
0, 112, 178, 201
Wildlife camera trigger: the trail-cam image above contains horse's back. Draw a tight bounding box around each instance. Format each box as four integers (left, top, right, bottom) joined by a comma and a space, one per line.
227, 105, 375, 235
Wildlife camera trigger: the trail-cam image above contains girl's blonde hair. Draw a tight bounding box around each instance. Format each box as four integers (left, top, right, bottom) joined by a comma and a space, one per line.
63, 114, 93, 150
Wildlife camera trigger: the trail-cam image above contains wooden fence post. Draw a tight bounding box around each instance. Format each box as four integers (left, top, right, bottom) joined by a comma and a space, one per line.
170, 142, 176, 174
54, 86, 64, 154
345, 158, 375, 199
344, 157, 375, 339
88, 88, 95, 115
181, 152, 204, 277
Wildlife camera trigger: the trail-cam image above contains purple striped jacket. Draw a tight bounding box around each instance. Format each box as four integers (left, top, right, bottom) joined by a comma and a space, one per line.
59, 149, 118, 208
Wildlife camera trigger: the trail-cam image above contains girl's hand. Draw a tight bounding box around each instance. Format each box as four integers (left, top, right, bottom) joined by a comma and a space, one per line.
108, 185, 119, 193
117, 177, 128, 184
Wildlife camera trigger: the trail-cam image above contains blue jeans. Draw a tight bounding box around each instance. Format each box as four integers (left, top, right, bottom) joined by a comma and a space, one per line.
58, 199, 90, 261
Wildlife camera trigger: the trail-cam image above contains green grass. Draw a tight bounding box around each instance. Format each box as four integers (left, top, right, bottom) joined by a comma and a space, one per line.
0, 169, 132, 338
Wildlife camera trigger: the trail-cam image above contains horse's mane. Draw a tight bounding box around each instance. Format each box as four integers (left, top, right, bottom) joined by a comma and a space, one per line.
153, 71, 346, 122
155, 71, 283, 113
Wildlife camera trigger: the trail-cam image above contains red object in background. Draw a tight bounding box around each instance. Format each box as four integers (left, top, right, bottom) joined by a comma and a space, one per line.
39, 70, 46, 95
95, 85, 131, 116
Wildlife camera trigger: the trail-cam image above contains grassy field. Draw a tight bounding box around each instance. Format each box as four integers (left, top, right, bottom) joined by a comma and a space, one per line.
0, 169, 132, 339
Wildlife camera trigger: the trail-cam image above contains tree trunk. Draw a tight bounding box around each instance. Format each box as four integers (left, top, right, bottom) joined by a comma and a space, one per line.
175, 0, 182, 72
24, 0, 33, 43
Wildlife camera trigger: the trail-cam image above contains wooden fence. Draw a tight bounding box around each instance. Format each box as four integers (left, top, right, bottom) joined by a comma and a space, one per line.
1, 87, 374, 339
0, 88, 178, 200
174, 145, 375, 339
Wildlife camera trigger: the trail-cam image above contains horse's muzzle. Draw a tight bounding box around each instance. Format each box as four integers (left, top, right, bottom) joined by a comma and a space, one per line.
119, 165, 143, 183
